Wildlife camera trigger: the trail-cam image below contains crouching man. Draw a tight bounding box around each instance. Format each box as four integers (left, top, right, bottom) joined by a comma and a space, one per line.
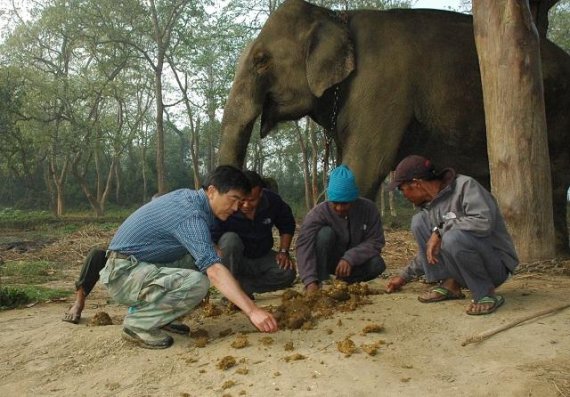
296, 165, 386, 293
99, 165, 277, 349
385, 155, 518, 315
213, 171, 296, 299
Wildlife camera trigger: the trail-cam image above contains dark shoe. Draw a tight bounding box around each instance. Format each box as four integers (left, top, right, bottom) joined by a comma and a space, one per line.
161, 321, 190, 335
122, 326, 173, 349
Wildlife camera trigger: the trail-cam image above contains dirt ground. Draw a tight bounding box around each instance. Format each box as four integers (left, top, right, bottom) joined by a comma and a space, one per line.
1, 228, 569, 397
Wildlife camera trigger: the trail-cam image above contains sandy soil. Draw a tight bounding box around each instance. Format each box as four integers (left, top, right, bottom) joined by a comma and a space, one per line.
1, 229, 569, 397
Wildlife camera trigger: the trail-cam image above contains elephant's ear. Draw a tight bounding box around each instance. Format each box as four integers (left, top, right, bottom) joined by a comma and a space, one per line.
305, 19, 355, 97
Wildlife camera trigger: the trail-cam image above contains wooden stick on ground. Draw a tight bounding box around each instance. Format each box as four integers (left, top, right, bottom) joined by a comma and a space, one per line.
462, 303, 570, 346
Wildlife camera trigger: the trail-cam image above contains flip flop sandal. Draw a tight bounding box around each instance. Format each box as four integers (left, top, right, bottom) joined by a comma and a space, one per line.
61, 313, 81, 324
418, 286, 466, 303
466, 295, 505, 315
62, 307, 81, 324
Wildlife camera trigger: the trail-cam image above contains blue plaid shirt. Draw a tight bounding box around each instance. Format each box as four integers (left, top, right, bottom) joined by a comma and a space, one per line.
108, 189, 221, 272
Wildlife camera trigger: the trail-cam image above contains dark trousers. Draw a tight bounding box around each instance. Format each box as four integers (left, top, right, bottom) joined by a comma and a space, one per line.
411, 211, 509, 300
75, 248, 107, 295
218, 232, 296, 295
315, 226, 385, 283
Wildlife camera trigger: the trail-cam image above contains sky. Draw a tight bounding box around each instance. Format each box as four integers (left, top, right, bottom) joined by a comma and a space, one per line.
412, 0, 465, 10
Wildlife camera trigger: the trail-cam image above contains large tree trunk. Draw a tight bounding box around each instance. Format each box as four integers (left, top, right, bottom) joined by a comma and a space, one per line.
473, 0, 555, 261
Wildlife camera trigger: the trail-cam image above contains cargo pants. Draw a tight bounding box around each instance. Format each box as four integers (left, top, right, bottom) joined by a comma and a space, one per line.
99, 254, 209, 331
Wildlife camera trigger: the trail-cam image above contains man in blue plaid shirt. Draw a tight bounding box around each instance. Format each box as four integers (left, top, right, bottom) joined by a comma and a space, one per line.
99, 165, 278, 349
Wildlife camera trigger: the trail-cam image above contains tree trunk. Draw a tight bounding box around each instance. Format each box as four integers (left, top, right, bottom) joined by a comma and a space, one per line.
389, 171, 396, 217
473, 0, 555, 261
310, 120, 319, 207
49, 156, 69, 218
141, 135, 148, 203
154, 60, 167, 195
190, 118, 202, 189
114, 160, 121, 204
295, 120, 313, 210
322, 129, 333, 201
380, 183, 385, 217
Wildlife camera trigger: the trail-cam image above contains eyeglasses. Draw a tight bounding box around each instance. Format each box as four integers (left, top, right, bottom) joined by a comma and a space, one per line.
398, 180, 420, 191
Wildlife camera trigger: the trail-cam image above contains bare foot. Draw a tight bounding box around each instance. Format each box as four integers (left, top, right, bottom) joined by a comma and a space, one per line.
62, 288, 86, 324
304, 282, 320, 295
417, 278, 464, 303
385, 276, 406, 293
466, 295, 505, 315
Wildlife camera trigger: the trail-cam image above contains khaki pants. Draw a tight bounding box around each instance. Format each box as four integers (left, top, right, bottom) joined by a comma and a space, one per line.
99, 254, 209, 331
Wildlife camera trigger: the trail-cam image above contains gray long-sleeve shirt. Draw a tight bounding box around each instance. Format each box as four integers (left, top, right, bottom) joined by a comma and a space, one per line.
401, 170, 519, 281
296, 198, 385, 285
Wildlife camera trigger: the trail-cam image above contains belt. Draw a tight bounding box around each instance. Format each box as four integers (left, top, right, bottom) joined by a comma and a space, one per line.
108, 251, 132, 260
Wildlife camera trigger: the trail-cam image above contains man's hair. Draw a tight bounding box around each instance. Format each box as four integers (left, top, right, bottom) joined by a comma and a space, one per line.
204, 165, 251, 194
243, 170, 266, 189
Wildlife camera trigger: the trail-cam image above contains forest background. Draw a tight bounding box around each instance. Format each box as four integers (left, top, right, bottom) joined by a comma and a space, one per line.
0, 0, 569, 220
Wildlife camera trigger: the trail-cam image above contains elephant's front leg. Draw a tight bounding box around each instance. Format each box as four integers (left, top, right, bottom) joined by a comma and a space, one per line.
340, 106, 413, 200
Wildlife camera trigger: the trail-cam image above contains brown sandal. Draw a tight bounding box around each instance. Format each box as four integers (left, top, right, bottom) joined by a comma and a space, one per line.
418, 286, 465, 303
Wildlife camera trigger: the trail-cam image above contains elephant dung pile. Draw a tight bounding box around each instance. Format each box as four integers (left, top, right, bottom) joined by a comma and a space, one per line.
88, 311, 113, 326
272, 280, 379, 330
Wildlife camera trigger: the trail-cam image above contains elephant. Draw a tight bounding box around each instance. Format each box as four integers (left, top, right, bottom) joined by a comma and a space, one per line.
218, 0, 570, 254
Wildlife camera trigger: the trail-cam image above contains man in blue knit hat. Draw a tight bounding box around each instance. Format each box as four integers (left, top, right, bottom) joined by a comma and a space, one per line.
296, 165, 386, 293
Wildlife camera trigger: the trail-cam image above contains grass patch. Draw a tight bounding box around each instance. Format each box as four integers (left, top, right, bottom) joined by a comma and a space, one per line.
0, 207, 129, 231
0, 285, 70, 310
0, 260, 63, 284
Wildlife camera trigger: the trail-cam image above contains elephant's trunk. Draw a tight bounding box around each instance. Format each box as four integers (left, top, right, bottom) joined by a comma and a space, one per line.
219, 46, 263, 168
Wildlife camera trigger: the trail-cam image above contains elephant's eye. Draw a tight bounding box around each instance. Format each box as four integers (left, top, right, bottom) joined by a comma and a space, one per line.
253, 51, 271, 73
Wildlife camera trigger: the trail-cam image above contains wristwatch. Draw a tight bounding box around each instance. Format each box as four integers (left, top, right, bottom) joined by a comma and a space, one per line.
279, 248, 290, 254
431, 226, 441, 237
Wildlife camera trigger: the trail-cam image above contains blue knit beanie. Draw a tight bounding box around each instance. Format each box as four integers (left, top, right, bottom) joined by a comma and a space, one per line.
327, 165, 359, 202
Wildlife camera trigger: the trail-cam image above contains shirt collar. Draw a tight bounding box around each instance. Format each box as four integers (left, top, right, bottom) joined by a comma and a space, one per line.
197, 188, 216, 225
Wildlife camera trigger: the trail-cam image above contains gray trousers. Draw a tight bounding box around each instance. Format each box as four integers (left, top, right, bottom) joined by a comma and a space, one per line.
218, 232, 296, 295
411, 211, 509, 300
315, 226, 386, 283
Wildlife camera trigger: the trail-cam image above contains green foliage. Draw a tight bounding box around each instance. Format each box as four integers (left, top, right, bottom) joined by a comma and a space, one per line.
0, 208, 125, 235
549, 0, 570, 53
0, 0, 567, 217
0, 260, 63, 284
0, 208, 52, 223
0, 286, 70, 310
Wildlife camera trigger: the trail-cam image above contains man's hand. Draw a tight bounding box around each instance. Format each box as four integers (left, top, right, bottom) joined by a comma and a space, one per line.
276, 252, 295, 270
385, 276, 406, 293
206, 263, 278, 333
248, 307, 278, 333
426, 233, 442, 264
214, 244, 223, 258
335, 259, 352, 278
